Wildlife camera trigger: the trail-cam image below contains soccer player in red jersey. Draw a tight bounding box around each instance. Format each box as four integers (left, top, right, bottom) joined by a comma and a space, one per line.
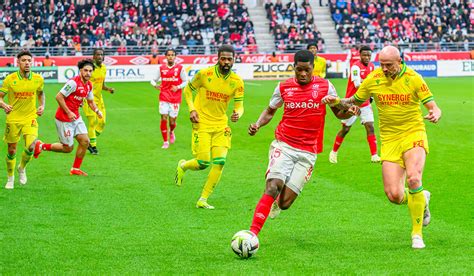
347, 44, 361, 68
151, 49, 188, 149
246, 50, 360, 237
34, 59, 103, 176
330, 46, 380, 163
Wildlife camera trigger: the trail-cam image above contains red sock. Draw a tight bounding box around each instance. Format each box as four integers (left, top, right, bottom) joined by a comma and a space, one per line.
42, 144, 52, 151
332, 135, 344, 152
367, 134, 377, 155
249, 194, 275, 236
169, 121, 176, 132
72, 157, 83, 169
160, 119, 168, 142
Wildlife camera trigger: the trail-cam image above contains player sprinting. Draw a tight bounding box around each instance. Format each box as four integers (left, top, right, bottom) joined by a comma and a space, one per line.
329, 45, 380, 163
307, 43, 329, 78
175, 45, 244, 209
334, 45, 442, 249
0, 50, 45, 189
151, 49, 188, 149
83, 48, 114, 155
246, 50, 359, 236
34, 59, 103, 176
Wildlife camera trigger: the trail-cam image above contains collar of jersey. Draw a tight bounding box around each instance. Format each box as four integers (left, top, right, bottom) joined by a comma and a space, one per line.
17, 71, 32, 80
398, 62, 407, 78
214, 65, 230, 79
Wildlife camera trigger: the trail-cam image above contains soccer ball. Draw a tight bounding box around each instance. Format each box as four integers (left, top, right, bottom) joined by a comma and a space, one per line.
231, 230, 259, 259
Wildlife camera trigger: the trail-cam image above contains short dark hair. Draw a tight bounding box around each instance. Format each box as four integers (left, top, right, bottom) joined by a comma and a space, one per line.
306, 43, 318, 50
78, 59, 95, 70
218, 44, 235, 58
93, 48, 104, 55
17, 50, 32, 59
294, 50, 314, 65
165, 48, 176, 55
359, 45, 372, 54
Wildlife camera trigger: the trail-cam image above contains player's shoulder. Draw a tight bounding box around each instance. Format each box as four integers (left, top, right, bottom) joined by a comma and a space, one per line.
404, 64, 422, 78
31, 72, 44, 81
229, 71, 243, 83
3, 72, 17, 83
364, 68, 384, 83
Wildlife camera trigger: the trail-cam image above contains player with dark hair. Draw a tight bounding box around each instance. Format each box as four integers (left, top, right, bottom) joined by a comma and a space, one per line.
151, 48, 188, 149
34, 59, 103, 176
83, 48, 114, 155
175, 45, 244, 209
329, 45, 380, 163
307, 43, 328, 78
0, 50, 45, 189
245, 50, 359, 236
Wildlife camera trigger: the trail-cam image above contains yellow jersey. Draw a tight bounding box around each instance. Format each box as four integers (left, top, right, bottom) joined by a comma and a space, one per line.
354, 63, 434, 142
91, 63, 107, 96
0, 71, 44, 123
185, 65, 244, 129
313, 56, 327, 78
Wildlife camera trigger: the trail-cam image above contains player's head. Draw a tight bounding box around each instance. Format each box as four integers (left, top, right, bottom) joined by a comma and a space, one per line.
379, 45, 402, 78
217, 44, 235, 75
93, 48, 104, 65
165, 49, 176, 65
294, 50, 314, 85
359, 45, 372, 66
77, 59, 95, 82
17, 50, 33, 74
306, 43, 318, 57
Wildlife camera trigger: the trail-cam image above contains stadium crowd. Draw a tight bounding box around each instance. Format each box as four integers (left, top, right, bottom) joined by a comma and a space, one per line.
330, 0, 473, 50
0, 0, 257, 56
264, 0, 326, 52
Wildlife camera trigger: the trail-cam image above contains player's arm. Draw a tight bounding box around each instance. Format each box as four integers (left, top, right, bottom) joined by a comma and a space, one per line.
171, 67, 188, 92
351, 65, 362, 88
323, 81, 359, 119
102, 81, 114, 94
231, 80, 244, 122
416, 77, 441, 123
56, 80, 78, 120
36, 77, 45, 116
86, 91, 103, 119
248, 84, 281, 136
184, 70, 202, 123
0, 78, 12, 113
151, 69, 162, 90
321, 59, 327, 78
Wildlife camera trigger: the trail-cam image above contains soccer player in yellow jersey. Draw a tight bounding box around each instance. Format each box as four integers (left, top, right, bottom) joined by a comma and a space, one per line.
326, 46, 442, 249
175, 45, 244, 209
307, 43, 329, 78
83, 48, 114, 155
0, 50, 45, 189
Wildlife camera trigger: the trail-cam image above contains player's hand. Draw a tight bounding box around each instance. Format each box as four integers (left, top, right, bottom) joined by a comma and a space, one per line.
424, 107, 441, 123
67, 111, 77, 121
1, 103, 13, 114
248, 123, 259, 136
96, 110, 103, 119
108, 87, 115, 94
190, 110, 199, 123
231, 110, 240, 122
348, 105, 361, 116
321, 95, 340, 105
154, 85, 161, 90
36, 105, 44, 116
171, 85, 178, 92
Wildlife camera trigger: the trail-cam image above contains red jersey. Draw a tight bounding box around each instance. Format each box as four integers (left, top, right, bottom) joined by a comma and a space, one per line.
346, 60, 375, 107
348, 48, 360, 67
56, 75, 93, 122
156, 63, 186, 104
269, 77, 338, 154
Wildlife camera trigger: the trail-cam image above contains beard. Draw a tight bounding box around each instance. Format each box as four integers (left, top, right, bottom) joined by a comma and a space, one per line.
220, 64, 231, 75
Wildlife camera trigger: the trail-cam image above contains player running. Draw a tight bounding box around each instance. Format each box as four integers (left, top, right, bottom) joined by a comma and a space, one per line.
334, 45, 442, 249
151, 49, 188, 149
0, 50, 45, 189
83, 48, 114, 155
34, 59, 103, 176
307, 43, 329, 78
329, 45, 380, 163
175, 45, 244, 209
246, 50, 359, 237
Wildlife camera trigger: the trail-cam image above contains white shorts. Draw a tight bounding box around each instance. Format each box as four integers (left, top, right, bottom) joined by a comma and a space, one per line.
266, 140, 317, 195
55, 118, 88, 147
159, 101, 180, 118
341, 105, 374, 126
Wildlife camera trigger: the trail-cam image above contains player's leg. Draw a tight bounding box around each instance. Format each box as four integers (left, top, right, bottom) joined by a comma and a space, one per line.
360, 106, 379, 162
4, 123, 21, 189
382, 161, 406, 204
95, 97, 106, 136
17, 134, 37, 185
35, 119, 75, 158
330, 117, 354, 164
175, 130, 211, 186
160, 114, 169, 148
196, 146, 228, 209
83, 101, 98, 154
169, 103, 179, 144
70, 119, 90, 176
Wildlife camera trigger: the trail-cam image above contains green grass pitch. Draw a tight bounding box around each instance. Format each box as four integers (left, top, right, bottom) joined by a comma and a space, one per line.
1, 77, 472, 273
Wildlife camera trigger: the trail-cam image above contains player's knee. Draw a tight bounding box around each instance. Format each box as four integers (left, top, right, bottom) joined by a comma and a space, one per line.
264, 180, 281, 197
197, 160, 210, 170
279, 201, 293, 210
406, 174, 422, 188
364, 123, 375, 134
384, 188, 404, 204
63, 145, 74, 153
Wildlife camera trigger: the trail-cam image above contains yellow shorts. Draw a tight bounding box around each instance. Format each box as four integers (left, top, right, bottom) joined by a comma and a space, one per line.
4, 119, 39, 144
192, 127, 232, 157
381, 131, 429, 168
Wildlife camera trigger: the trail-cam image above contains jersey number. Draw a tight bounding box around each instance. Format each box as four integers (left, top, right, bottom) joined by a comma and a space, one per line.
413, 140, 424, 148
64, 130, 71, 138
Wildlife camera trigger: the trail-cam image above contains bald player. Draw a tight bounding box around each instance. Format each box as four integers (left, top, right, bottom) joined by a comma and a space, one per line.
325, 46, 442, 249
